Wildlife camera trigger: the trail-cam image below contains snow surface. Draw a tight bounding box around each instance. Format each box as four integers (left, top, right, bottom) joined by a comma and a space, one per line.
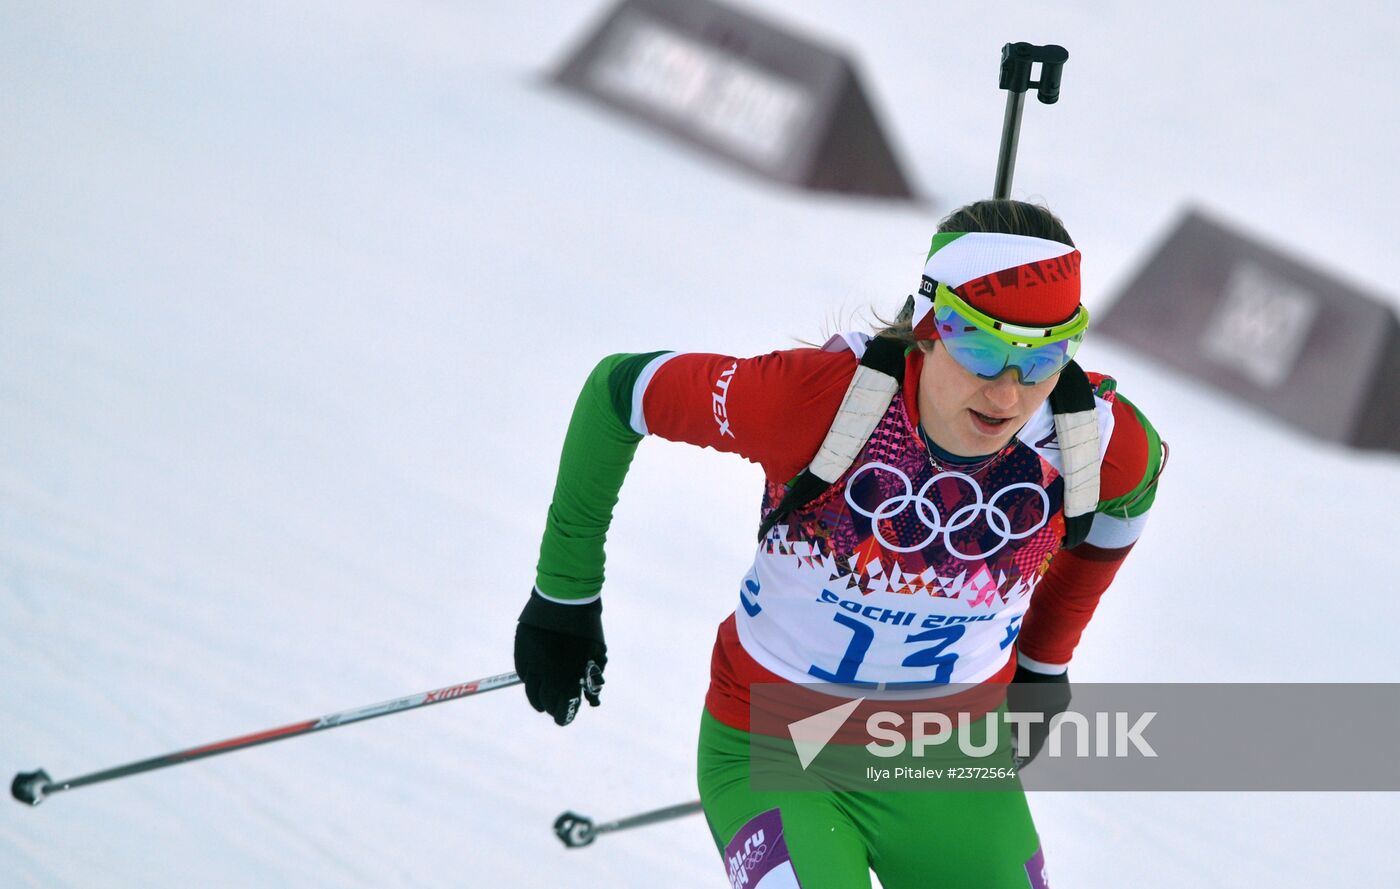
3, 1, 1399, 886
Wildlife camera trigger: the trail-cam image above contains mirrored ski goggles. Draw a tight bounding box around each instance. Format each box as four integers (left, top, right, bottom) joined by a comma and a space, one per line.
919, 280, 1089, 385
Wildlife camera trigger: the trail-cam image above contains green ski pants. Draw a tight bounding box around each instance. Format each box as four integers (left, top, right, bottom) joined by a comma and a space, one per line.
696, 709, 1048, 889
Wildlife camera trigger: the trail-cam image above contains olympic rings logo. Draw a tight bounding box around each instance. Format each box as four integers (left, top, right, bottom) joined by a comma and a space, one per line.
843, 462, 1049, 560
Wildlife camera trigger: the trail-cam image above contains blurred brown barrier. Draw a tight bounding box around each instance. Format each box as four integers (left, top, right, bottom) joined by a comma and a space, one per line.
551, 0, 917, 199
1098, 207, 1400, 453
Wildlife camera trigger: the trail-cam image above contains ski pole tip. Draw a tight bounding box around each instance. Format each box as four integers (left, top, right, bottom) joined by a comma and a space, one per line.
11, 770, 52, 807
554, 811, 596, 848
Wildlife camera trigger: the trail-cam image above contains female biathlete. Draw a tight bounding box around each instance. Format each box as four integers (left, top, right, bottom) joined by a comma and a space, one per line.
514, 200, 1166, 888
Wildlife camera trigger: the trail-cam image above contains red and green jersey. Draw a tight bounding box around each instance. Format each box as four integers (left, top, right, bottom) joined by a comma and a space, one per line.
534, 336, 1164, 731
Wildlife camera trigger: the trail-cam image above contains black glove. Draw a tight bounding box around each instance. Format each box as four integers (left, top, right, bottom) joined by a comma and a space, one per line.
1006, 664, 1072, 769
514, 590, 607, 727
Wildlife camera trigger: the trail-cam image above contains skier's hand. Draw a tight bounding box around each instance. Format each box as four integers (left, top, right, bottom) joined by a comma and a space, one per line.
514, 590, 607, 726
1006, 664, 1071, 769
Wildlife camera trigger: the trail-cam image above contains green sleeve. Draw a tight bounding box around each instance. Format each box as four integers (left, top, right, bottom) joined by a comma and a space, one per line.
533, 351, 671, 601
1097, 393, 1165, 519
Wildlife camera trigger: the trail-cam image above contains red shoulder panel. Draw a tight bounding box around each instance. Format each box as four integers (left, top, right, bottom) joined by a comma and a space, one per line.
641, 348, 857, 484
1099, 393, 1152, 504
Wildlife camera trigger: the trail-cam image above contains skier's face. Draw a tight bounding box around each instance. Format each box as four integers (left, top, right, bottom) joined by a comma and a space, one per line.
915, 340, 1059, 457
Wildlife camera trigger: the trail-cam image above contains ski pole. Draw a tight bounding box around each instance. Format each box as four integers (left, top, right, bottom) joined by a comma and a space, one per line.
993, 42, 1069, 199
11, 671, 523, 806
554, 799, 704, 848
